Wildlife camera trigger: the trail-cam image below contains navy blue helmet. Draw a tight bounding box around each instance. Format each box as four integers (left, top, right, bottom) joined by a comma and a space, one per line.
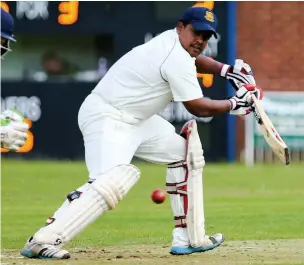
1, 8, 16, 57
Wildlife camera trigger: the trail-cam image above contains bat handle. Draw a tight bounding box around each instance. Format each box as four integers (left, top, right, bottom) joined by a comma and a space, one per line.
251, 93, 258, 104
250, 94, 263, 125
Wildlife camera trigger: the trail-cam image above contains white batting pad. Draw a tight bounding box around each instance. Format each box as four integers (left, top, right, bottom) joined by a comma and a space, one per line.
51, 183, 91, 221
33, 164, 140, 246
166, 165, 188, 220
185, 120, 206, 248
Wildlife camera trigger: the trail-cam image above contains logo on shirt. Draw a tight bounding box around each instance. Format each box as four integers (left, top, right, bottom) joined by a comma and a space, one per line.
205, 11, 214, 22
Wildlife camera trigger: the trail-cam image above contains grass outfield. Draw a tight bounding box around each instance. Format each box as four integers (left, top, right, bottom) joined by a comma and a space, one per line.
1, 159, 304, 264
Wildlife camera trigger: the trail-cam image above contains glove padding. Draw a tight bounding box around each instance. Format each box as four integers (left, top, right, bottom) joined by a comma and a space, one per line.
1, 109, 25, 122
228, 84, 257, 116
221, 59, 263, 116
222, 59, 263, 99
221, 59, 256, 91
1, 109, 28, 151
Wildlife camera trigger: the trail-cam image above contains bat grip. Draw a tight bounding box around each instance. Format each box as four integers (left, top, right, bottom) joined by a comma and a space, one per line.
251, 93, 258, 103
250, 94, 263, 125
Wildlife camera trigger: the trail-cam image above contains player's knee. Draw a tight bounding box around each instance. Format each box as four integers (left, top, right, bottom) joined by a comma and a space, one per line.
66, 164, 140, 210
91, 164, 140, 209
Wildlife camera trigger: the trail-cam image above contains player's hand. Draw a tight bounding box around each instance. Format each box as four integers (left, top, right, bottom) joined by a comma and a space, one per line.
1, 109, 28, 151
227, 59, 264, 100
1, 109, 25, 122
221, 59, 257, 90
228, 84, 257, 116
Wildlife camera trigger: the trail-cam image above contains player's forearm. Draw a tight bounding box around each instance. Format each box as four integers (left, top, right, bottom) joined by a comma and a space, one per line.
184, 98, 231, 117
195, 55, 224, 74
197, 99, 231, 117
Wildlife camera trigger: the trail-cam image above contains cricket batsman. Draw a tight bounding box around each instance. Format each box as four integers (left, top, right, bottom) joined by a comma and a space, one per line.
21, 7, 262, 259
1, 8, 28, 151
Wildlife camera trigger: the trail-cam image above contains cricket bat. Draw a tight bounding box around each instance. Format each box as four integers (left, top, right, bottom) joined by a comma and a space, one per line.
251, 94, 290, 165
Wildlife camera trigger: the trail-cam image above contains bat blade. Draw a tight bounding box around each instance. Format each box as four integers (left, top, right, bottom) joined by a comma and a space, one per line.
251, 94, 290, 165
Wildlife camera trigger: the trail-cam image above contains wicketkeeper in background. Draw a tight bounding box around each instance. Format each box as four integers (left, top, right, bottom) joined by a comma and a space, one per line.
1, 8, 28, 151
21, 7, 262, 259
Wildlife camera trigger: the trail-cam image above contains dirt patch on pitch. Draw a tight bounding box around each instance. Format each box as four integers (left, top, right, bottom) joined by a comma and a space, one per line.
2, 239, 304, 265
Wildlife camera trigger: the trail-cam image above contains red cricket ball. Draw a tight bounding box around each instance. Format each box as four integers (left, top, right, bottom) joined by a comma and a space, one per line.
151, 189, 166, 204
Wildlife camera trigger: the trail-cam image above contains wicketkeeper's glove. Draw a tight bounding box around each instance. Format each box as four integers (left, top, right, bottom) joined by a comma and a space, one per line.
1, 109, 28, 151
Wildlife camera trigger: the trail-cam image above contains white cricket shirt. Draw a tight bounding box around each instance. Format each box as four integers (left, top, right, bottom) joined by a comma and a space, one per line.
92, 29, 203, 120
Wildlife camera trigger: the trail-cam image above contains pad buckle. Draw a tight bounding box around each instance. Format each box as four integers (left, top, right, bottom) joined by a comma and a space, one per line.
166, 181, 187, 195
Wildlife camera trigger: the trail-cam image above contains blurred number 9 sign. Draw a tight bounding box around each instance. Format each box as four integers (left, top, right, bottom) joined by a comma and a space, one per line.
0, 1, 9, 12
58, 1, 79, 25
1, 1, 79, 25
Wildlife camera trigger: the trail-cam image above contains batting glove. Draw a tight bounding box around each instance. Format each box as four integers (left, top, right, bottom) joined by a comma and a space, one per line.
221, 59, 257, 90
228, 84, 257, 116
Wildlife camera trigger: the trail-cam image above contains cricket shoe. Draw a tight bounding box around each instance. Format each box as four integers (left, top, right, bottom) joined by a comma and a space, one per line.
170, 233, 225, 255
20, 236, 70, 260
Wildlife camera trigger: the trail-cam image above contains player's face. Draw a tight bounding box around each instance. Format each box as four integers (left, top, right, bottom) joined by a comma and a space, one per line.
177, 23, 212, 57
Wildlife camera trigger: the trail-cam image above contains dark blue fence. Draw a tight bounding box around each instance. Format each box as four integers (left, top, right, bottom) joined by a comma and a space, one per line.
2, 81, 228, 161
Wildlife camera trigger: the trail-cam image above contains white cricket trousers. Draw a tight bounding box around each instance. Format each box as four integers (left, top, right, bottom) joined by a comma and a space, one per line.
78, 93, 186, 179
51, 93, 191, 247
